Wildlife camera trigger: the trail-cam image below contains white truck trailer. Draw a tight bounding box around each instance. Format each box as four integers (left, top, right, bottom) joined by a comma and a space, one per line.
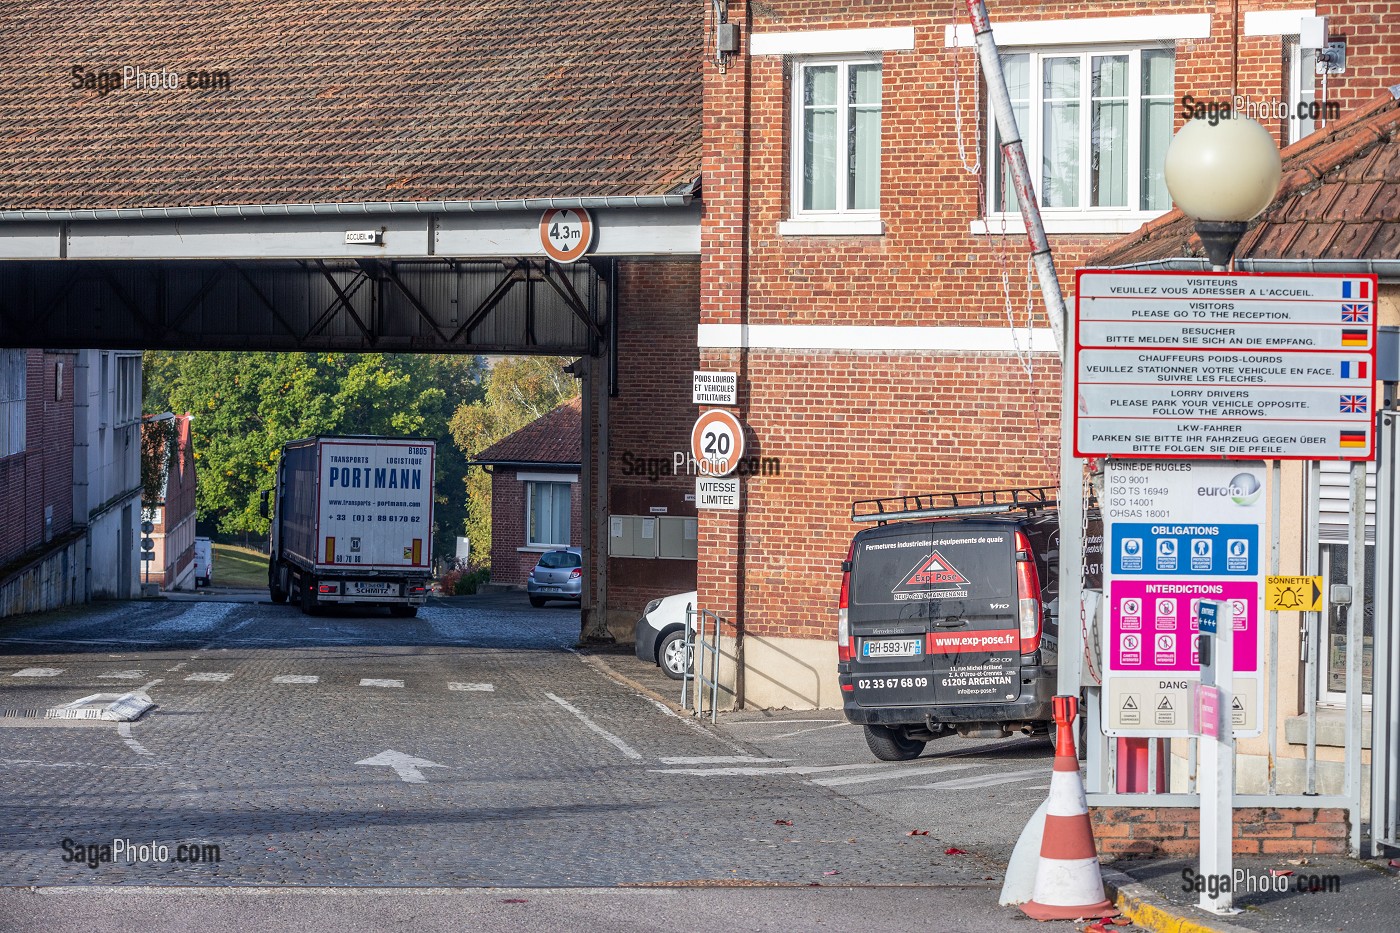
262, 436, 435, 616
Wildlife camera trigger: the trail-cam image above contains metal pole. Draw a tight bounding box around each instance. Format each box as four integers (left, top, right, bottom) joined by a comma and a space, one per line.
1199, 599, 1237, 915
1372, 410, 1394, 854
1305, 462, 1321, 794
1268, 460, 1281, 795
1345, 459, 1365, 856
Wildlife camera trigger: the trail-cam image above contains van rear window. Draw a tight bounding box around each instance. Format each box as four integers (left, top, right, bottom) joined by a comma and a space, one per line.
852, 529, 1014, 605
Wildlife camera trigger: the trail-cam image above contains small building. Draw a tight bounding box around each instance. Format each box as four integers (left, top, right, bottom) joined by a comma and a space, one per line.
472, 399, 583, 587
141, 413, 198, 591
74, 350, 144, 601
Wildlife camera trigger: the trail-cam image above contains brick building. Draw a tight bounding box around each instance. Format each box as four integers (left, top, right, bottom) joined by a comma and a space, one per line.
142, 413, 198, 592
474, 398, 585, 587
693, 3, 1399, 709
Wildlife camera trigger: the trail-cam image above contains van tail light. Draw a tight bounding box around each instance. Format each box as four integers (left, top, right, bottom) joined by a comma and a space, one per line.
1015, 530, 1042, 654
838, 541, 855, 663
569, 568, 582, 579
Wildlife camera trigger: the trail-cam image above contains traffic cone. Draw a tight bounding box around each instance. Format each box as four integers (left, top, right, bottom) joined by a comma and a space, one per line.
1020, 695, 1118, 922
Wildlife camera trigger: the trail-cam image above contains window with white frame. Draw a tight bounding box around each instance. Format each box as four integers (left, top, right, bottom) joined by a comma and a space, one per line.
1285, 37, 1319, 144
990, 47, 1175, 220
0, 349, 25, 458
791, 57, 882, 220
526, 481, 571, 548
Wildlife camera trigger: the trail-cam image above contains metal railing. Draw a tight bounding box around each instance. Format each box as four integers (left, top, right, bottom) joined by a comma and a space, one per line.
682, 607, 723, 724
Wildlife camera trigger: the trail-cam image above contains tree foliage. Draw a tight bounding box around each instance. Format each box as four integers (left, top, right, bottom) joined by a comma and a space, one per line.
448, 357, 581, 565
143, 351, 483, 561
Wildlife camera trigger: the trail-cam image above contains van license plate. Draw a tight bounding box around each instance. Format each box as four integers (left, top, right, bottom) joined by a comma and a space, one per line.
347, 582, 398, 596
862, 638, 923, 658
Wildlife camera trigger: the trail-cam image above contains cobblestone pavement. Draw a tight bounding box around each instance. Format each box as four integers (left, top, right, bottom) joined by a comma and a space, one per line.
0, 592, 1044, 896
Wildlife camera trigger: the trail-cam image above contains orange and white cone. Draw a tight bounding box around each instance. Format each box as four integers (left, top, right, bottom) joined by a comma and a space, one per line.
1021, 695, 1118, 922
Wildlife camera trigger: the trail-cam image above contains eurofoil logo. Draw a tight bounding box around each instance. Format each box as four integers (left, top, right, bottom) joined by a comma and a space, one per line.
1198, 472, 1262, 506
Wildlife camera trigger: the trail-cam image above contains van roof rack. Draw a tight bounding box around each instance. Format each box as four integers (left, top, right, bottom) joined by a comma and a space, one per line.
851, 485, 1058, 525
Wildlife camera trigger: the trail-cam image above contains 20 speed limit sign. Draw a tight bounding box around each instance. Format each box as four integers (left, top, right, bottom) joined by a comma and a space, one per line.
539, 208, 595, 263
691, 409, 745, 476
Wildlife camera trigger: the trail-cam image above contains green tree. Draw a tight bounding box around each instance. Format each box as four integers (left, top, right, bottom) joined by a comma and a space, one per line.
143, 351, 483, 560
448, 356, 581, 565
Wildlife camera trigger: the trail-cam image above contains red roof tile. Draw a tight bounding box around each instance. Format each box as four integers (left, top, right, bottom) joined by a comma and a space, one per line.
474, 397, 581, 467
0, 2, 701, 210
1091, 90, 1400, 267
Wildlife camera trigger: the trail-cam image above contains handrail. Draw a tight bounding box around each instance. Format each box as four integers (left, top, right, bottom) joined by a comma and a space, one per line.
682, 607, 723, 724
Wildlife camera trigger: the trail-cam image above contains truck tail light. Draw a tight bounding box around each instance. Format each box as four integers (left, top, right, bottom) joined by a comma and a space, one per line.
318, 582, 340, 595
569, 568, 582, 579
409, 585, 426, 595
838, 541, 854, 663
1015, 530, 1042, 654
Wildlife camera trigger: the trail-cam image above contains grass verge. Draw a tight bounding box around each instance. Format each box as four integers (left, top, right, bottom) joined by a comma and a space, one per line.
211, 543, 268, 589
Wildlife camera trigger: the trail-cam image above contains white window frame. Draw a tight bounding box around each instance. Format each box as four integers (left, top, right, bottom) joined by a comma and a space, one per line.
982, 44, 1174, 235
1286, 37, 1319, 144
115, 354, 141, 427
0, 349, 26, 459
524, 480, 572, 550
782, 54, 884, 237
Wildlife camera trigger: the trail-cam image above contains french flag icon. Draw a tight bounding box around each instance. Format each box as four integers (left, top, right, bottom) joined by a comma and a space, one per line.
1342, 279, 1372, 300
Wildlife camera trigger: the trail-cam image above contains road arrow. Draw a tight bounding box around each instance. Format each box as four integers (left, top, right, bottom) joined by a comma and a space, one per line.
355, 750, 447, 784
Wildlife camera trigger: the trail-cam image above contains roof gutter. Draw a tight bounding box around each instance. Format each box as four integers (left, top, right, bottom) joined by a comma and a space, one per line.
1092, 257, 1400, 281
0, 193, 695, 224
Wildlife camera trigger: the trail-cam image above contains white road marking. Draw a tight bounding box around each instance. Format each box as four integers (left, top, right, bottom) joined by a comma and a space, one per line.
272, 675, 319, 684
659, 755, 780, 765
0, 758, 156, 770
904, 768, 1047, 791
355, 750, 446, 784
448, 682, 494, 692
766, 722, 850, 740
360, 678, 404, 688
137, 678, 163, 693
12, 668, 62, 677
546, 692, 642, 760
729, 718, 843, 726
98, 670, 146, 680
810, 761, 979, 787
648, 766, 796, 776
184, 672, 232, 683
644, 699, 752, 755
165, 662, 188, 672
117, 723, 153, 757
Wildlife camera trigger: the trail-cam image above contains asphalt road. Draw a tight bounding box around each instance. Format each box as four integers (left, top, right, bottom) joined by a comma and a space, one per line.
0, 590, 1064, 931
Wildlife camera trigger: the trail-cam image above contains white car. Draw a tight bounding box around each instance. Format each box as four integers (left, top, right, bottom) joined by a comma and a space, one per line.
633, 590, 696, 680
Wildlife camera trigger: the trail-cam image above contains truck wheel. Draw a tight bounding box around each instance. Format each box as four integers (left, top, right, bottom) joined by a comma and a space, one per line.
390, 605, 418, 618
864, 725, 926, 762
269, 565, 288, 604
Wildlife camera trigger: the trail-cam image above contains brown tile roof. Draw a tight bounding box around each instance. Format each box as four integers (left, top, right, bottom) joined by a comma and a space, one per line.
1091, 90, 1400, 267
474, 397, 581, 467
0, 2, 700, 211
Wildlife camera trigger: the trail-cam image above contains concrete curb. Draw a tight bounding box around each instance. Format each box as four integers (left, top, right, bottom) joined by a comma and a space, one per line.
574, 650, 688, 716
1101, 869, 1260, 933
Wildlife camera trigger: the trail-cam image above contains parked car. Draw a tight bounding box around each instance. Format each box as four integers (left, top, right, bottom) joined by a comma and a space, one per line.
838, 487, 1100, 761
634, 590, 696, 680
527, 547, 582, 607
193, 537, 213, 588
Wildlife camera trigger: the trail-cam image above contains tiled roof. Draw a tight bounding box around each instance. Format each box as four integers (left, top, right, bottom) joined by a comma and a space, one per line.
474, 397, 581, 467
1091, 91, 1400, 267
0, 2, 701, 211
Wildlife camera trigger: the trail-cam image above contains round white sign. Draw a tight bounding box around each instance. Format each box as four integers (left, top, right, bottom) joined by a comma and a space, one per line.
539, 208, 595, 263
691, 409, 746, 477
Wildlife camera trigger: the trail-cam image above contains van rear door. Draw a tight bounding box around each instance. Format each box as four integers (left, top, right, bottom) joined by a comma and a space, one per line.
848, 521, 1022, 708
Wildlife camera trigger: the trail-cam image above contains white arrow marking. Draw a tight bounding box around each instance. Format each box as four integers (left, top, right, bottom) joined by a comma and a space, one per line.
355, 750, 447, 784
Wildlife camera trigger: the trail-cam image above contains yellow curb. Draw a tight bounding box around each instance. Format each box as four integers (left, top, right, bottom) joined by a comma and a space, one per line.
1102, 871, 1259, 933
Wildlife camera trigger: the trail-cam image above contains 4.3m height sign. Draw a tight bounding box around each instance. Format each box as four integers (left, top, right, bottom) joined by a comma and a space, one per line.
1075, 271, 1378, 460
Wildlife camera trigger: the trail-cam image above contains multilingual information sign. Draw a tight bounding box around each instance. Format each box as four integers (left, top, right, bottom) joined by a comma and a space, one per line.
1075, 271, 1378, 460
1102, 460, 1265, 737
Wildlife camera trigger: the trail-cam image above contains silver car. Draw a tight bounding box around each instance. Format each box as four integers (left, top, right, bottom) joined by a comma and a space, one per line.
527, 547, 582, 607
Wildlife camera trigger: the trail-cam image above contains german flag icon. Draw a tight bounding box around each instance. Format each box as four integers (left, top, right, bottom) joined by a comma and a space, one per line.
1340, 430, 1367, 449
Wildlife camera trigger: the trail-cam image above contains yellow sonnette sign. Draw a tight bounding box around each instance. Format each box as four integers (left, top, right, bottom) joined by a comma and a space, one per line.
1265, 575, 1323, 612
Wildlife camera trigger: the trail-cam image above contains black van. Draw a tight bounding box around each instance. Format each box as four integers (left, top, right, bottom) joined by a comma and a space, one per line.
837, 487, 1099, 761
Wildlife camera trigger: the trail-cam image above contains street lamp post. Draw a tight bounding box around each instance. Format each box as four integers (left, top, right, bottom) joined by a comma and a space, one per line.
1164, 116, 1282, 270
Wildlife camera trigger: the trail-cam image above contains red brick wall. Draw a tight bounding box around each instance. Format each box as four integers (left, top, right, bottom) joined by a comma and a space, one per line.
603, 259, 701, 617
0, 350, 75, 571
489, 467, 583, 587
1091, 806, 1349, 858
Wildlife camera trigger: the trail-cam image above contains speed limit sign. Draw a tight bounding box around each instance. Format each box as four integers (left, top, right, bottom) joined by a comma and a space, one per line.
539, 208, 595, 263
691, 409, 746, 477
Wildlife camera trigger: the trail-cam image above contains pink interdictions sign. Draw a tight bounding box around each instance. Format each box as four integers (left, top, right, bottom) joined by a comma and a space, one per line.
1197, 684, 1222, 738
1110, 580, 1258, 673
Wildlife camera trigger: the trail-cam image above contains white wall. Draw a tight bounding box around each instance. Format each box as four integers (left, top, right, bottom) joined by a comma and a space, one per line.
72, 350, 143, 600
